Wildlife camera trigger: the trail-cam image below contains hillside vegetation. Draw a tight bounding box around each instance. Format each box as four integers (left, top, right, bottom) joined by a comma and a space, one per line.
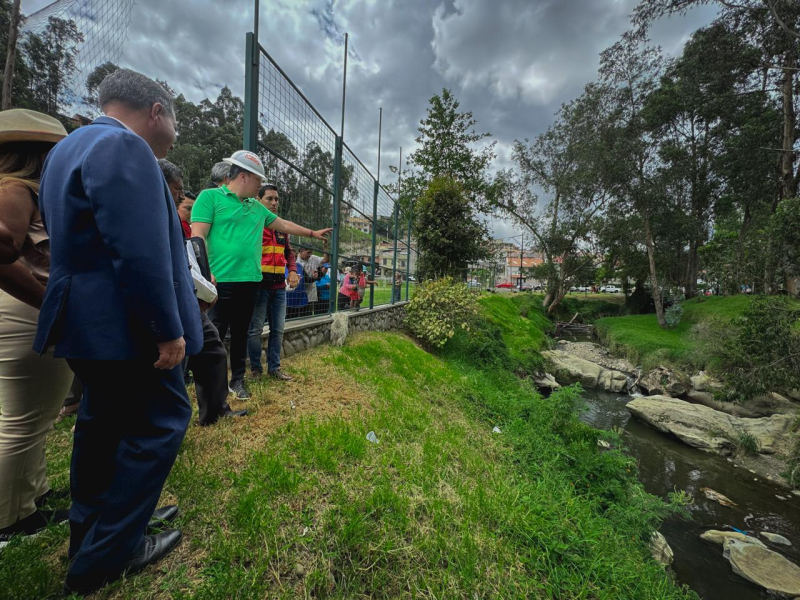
595, 295, 754, 371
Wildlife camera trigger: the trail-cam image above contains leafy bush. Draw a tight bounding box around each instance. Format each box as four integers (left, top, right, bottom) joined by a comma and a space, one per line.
735, 432, 761, 457
714, 296, 800, 401
405, 277, 479, 348
664, 303, 684, 328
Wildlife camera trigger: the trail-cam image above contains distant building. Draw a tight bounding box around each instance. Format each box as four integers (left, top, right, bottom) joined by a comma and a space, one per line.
344, 215, 372, 235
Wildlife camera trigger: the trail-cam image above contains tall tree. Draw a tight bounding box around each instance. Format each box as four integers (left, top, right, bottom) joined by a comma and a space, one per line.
1, 0, 21, 109
491, 85, 613, 314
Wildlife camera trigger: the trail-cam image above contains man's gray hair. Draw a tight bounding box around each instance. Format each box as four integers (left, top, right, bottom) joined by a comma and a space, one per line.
98, 69, 175, 118
157, 159, 182, 184
210, 161, 230, 185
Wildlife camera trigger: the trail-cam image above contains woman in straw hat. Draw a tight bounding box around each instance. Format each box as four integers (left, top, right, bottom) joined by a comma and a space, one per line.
0, 109, 74, 546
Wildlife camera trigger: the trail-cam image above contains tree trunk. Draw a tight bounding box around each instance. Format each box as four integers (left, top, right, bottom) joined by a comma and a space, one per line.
1, 0, 22, 110
644, 215, 667, 328
780, 51, 797, 202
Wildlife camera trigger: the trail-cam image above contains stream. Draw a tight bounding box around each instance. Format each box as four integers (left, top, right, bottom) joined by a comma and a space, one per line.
559, 335, 800, 600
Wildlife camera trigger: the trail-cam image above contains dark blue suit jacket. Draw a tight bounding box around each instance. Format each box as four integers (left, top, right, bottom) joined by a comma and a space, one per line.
34, 117, 202, 360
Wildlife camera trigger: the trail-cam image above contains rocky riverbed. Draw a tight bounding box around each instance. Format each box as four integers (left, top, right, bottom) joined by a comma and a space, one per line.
541, 333, 800, 599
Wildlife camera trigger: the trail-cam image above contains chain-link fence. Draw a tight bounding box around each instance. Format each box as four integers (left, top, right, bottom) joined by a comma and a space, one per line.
248, 38, 417, 321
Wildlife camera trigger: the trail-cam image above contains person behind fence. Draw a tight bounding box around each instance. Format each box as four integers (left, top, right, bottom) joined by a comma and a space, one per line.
208, 160, 230, 189
34, 69, 203, 595
286, 262, 309, 320
247, 183, 297, 381
0, 109, 74, 548
356, 267, 376, 309
315, 262, 331, 314
190, 151, 331, 400
159, 159, 248, 425
337, 266, 358, 310
296, 246, 329, 316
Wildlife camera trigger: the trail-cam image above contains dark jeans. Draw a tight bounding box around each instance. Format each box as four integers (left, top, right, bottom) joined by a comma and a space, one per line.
208, 282, 259, 385
186, 311, 233, 425
247, 287, 286, 374
64, 359, 190, 587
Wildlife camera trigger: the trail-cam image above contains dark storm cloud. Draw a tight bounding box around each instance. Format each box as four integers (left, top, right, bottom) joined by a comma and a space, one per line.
22, 0, 716, 239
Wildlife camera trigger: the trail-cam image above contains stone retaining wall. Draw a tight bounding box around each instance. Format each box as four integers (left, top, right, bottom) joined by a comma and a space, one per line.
261, 302, 408, 360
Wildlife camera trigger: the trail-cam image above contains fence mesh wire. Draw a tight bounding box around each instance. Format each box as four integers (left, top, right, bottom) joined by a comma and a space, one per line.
254, 44, 414, 319
22, 0, 135, 111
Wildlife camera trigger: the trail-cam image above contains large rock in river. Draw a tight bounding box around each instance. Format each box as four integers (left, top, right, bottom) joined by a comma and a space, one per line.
626, 396, 795, 456
723, 539, 800, 596
638, 367, 690, 397
542, 350, 629, 392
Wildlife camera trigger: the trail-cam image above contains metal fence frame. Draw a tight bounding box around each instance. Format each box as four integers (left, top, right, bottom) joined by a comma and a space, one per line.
243, 32, 416, 319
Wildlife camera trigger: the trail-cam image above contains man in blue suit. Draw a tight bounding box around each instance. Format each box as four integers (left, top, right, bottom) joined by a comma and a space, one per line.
34, 69, 203, 595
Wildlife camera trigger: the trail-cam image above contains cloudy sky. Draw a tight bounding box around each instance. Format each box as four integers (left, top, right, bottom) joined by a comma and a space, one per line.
22, 0, 717, 240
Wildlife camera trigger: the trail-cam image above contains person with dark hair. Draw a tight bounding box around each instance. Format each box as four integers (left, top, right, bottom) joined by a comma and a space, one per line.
177, 190, 195, 239
158, 159, 247, 425
191, 151, 331, 400
0, 109, 73, 548
247, 184, 297, 380
34, 69, 203, 595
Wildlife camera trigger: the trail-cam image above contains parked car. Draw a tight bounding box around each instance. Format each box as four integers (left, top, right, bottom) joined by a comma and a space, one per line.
601, 286, 621, 293
496, 282, 513, 289
575, 285, 590, 293
520, 284, 533, 291
467, 281, 482, 289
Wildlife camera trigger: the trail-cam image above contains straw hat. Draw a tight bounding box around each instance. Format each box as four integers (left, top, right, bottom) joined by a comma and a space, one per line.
0, 109, 67, 146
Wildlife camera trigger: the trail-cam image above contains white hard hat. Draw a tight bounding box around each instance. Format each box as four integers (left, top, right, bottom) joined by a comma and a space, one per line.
223, 150, 266, 180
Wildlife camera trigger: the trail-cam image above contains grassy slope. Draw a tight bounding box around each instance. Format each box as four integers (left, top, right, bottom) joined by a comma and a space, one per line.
1, 302, 694, 599
594, 295, 753, 371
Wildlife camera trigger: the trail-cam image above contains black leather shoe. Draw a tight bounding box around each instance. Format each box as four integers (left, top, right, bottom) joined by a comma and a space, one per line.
123, 529, 183, 576
222, 408, 248, 419
146, 505, 178, 532
62, 530, 182, 596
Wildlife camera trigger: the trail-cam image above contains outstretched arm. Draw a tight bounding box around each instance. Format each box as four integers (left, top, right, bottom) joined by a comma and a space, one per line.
267, 216, 331, 241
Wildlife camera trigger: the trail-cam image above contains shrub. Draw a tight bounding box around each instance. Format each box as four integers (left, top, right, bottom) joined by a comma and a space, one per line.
664, 303, 684, 328
405, 277, 479, 348
735, 432, 761, 457
713, 296, 800, 401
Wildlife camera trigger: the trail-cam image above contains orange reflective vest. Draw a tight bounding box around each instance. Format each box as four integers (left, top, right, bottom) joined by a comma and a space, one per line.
261, 228, 292, 283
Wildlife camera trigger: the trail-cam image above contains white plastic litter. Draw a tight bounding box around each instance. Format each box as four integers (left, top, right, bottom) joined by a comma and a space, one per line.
366, 431, 379, 444
492, 426, 501, 434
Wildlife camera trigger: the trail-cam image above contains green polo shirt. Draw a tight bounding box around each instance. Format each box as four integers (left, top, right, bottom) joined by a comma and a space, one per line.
191, 185, 277, 283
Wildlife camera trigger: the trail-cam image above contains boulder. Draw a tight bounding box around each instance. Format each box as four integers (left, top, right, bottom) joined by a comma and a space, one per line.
533, 373, 561, 390
626, 396, 795, 456
638, 367, 690, 397
649, 531, 673, 567
690, 372, 723, 393
686, 390, 761, 418
701, 530, 765, 548
723, 538, 800, 596
542, 350, 629, 393
760, 532, 792, 546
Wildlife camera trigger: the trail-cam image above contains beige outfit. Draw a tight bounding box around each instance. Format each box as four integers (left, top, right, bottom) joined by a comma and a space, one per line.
0, 199, 73, 528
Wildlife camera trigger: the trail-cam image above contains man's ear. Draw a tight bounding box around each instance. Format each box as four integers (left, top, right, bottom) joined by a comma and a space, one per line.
150, 102, 164, 122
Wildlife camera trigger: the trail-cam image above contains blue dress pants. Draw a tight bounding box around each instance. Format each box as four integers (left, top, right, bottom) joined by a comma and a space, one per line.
64, 358, 191, 586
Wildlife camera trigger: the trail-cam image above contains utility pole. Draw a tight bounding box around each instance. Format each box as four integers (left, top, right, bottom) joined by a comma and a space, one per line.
2, 0, 22, 110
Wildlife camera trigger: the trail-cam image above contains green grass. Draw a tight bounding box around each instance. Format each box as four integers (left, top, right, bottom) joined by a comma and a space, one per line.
0, 326, 696, 599
595, 296, 754, 371
467, 294, 552, 373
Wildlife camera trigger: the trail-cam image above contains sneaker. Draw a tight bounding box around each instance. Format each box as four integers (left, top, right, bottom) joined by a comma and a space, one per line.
248, 369, 263, 380
55, 403, 79, 424
230, 381, 250, 400
0, 509, 69, 549
268, 370, 293, 382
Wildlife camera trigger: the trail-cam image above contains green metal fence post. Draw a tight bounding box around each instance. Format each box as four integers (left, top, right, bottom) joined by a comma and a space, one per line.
369, 180, 379, 309
391, 203, 399, 304
243, 32, 259, 152
405, 204, 412, 301
329, 135, 343, 314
